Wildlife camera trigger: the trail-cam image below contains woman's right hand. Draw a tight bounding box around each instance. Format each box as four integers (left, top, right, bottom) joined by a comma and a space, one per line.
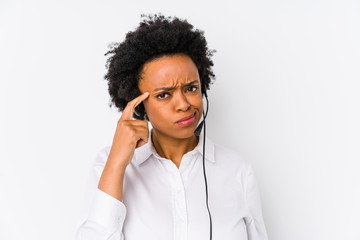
107, 92, 150, 168
98, 92, 149, 201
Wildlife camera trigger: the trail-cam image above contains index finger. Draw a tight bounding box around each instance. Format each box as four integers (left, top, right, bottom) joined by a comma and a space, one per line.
121, 92, 149, 120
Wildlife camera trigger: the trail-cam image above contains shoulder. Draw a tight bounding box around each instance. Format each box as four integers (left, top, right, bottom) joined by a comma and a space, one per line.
93, 145, 112, 166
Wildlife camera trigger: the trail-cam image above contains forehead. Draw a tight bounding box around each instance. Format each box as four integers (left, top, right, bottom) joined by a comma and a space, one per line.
139, 54, 200, 89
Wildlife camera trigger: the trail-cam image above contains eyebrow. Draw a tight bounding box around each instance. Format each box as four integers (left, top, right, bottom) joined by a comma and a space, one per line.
153, 80, 199, 92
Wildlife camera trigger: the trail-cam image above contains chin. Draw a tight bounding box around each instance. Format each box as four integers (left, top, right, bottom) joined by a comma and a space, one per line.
175, 128, 197, 139
151, 122, 199, 140
161, 128, 196, 139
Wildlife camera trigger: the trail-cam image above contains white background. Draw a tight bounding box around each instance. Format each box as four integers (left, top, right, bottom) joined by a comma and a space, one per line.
1, 0, 359, 239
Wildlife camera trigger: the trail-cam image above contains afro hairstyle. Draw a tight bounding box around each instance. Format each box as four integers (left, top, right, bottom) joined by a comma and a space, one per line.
104, 13, 216, 120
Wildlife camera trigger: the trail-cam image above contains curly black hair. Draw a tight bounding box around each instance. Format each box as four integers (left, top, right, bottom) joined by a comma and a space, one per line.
104, 13, 216, 120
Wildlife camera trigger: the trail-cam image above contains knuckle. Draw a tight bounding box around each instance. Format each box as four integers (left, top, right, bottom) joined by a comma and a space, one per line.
127, 99, 137, 107
125, 102, 131, 108
125, 123, 133, 131
124, 103, 133, 112
117, 120, 126, 127
118, 120, 132, 130
128, 130, 139, 140
141, 120, 149, 126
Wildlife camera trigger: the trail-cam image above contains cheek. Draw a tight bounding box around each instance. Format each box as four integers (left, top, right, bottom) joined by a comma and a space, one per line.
193, 95, 204, 110
143, 100, 167, 121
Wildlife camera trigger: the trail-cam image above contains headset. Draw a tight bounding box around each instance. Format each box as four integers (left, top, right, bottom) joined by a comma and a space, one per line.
194, 87, 212, 240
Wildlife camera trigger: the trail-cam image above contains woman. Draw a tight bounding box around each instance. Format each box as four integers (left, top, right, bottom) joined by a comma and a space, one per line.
76, 14, 268, 240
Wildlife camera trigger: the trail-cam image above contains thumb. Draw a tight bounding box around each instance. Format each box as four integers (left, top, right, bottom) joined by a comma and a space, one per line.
135, 139, 148, 148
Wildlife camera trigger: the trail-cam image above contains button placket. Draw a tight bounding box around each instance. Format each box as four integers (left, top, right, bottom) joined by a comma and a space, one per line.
169, 163, 188, 240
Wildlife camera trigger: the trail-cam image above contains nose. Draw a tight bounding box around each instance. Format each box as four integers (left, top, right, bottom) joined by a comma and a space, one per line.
174, 91, 190, 112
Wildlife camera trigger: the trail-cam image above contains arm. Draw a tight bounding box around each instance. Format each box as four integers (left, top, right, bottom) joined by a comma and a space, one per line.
75, 149, 127, 240
76, 92, 149, 239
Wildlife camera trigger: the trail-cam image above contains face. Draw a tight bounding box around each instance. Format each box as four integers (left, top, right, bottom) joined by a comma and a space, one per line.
138, 54, 203, 140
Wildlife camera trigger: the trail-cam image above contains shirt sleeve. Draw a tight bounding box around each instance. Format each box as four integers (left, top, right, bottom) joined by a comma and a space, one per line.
75, 147, 127, 240
244, 164, 269, 240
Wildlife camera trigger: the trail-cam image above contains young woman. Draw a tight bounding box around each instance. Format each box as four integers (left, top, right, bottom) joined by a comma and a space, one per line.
76, 14, 268, 240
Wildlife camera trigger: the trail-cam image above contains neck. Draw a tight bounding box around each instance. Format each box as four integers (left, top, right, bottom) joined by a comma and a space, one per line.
151, 129, 199, 168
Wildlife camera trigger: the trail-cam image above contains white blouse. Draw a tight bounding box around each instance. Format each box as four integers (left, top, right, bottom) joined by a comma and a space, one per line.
76, 130, 268, 240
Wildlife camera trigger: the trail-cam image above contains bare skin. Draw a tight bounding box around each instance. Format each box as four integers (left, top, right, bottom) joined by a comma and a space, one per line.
98, 54, 203, 201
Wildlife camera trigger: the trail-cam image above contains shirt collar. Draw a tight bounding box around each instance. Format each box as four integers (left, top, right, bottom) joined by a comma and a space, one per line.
133, 127, 215, 166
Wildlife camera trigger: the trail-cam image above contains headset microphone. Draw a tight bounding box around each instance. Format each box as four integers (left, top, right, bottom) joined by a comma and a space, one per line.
194, 90, 212, 240
194, 121, 204, 136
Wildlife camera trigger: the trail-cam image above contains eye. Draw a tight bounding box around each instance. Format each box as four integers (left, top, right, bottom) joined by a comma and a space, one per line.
186, 86, 198, 92
156, 92, 170, 99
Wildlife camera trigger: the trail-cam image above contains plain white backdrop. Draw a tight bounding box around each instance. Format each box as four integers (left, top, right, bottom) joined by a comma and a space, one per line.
1, 0, 359, 239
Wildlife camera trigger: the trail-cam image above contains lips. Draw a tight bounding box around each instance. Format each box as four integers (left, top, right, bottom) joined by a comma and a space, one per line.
177, 113, 195, 122
176, 113, 196, 126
